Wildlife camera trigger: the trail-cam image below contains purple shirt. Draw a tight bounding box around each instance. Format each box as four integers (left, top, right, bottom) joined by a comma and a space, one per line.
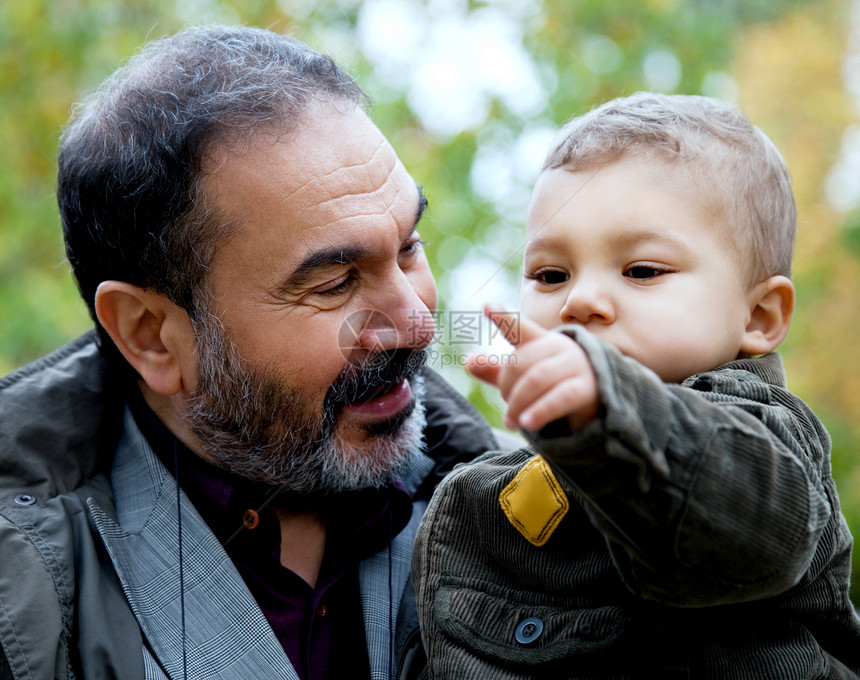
128, 389, 413, 680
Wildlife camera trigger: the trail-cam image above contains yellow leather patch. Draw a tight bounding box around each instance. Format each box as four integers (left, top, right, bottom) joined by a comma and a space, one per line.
499, 455, 569, 547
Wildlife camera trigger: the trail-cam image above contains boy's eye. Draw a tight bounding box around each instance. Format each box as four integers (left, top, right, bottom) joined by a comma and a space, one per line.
534, 269, 570, 285
624, 265, 667, 280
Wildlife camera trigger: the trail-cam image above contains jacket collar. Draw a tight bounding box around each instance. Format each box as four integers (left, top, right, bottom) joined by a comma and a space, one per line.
417, 368, 501, 500
0, 331, 121, 507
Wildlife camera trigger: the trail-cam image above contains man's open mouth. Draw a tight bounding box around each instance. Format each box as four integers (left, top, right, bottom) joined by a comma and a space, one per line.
344, 379, 413, 419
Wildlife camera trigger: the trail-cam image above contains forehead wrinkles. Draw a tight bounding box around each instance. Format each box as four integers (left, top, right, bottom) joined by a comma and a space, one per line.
202, 108, 415, 268
283, 139, 407, 232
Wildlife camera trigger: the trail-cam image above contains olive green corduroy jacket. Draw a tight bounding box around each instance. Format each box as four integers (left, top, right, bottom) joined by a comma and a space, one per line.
414, 326, 860, 679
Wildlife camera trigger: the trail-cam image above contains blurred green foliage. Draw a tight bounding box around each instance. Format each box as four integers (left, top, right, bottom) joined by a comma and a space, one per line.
2, 0, 859, 603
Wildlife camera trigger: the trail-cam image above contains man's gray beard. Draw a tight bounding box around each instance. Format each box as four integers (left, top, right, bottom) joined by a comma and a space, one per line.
185, 314, 427, 496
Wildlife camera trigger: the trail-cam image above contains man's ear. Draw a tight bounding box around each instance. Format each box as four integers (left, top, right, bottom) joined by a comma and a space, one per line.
94, 281, 196, 396
740, 275, 795, 356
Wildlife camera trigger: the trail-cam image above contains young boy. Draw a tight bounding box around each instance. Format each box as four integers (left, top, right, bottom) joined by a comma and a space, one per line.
412, 93, 860, 678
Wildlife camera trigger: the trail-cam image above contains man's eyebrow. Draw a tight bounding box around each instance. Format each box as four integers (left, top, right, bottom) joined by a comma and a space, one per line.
277, 245, 366, 293
277, 185, 427, 296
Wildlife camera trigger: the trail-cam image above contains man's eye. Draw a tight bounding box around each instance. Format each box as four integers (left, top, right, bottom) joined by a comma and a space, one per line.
315, 275, 355, 297
624, 265, 666, 280
401, 238, 426, 257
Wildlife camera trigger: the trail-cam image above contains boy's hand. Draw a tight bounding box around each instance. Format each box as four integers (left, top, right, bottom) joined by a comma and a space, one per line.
467, 305, 600, 432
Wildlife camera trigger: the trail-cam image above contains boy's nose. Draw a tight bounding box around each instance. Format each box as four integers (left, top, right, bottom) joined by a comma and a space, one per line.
558, 277, 615, 325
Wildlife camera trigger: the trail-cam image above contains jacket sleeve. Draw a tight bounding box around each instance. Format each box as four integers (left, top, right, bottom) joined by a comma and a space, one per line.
526, 326, 834, 607
0, 514, 71, 679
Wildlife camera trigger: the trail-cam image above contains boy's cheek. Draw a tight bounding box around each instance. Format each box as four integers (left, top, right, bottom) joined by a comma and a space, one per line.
518, 296, 556, 331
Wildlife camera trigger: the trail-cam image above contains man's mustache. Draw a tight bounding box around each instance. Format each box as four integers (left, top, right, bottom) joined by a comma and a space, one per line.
326, 348, 428, 409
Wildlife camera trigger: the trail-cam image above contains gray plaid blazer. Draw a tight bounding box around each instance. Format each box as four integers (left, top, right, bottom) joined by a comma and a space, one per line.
87, 408, 433, 679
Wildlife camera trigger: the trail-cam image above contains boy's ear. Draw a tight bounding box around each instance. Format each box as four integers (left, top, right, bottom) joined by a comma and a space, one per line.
740, 275, 795, 356
94, 281, 197, 396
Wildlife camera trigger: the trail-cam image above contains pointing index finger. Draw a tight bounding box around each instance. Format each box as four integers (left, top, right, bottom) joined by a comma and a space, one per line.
483, 303, 545, 347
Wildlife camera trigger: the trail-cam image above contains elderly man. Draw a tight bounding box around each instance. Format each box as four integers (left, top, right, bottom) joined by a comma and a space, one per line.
0, 25, 501, 679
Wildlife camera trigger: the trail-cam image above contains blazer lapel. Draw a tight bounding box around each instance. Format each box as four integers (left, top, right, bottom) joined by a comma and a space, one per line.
88, 408, 298, 680
359, 450, 434, 679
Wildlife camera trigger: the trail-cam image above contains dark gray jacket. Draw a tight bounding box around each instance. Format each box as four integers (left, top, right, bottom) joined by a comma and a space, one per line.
0, 332, 498, 680
414, 327, 860, 679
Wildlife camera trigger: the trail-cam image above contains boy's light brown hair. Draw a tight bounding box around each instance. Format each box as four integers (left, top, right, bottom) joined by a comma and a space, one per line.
543, 92, 796, 285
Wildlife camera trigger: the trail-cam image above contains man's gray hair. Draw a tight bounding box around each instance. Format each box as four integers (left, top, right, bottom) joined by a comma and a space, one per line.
543, 92, 796, 283
58, 24, 367, 337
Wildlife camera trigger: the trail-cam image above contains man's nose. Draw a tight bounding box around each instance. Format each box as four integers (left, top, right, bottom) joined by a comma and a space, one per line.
357, 274, 435, 352
558, 275, 615, 325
